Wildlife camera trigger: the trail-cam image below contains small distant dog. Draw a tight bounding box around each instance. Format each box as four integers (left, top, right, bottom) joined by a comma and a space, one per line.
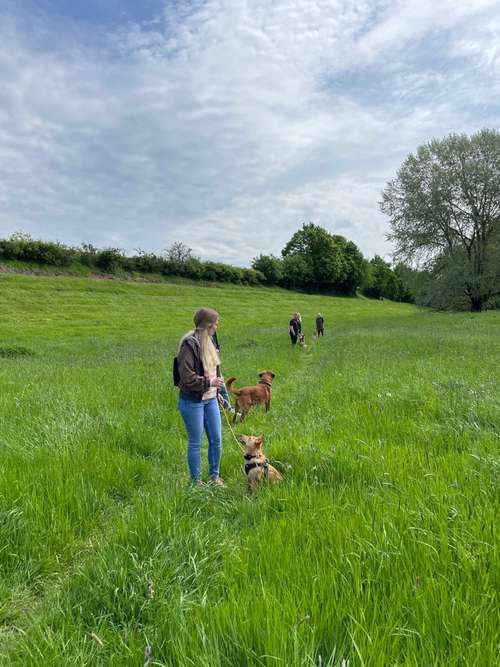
238, 434, 283, 492
225, 371, 275, 422
298, 333, 307, 347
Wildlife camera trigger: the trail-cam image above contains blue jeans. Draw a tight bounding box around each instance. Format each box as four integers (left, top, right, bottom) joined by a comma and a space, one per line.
178, 397, 222, 481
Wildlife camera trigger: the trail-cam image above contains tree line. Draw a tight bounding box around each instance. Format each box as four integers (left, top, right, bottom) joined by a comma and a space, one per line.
251, 224, 412, 301
0, 234, 263, 285
0, 227, 411, 301
1, 128, 498, 310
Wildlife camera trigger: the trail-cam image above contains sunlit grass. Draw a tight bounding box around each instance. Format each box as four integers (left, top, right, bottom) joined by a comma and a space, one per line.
0, 273, 498, 665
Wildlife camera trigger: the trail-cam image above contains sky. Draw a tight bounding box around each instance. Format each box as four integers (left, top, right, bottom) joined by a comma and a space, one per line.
0, 1, 499, 266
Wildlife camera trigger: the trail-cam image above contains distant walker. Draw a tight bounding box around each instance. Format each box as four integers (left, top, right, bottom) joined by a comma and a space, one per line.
315, 313, 324, 337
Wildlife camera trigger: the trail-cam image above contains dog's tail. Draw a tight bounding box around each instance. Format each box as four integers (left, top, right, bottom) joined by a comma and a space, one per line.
225, 377, 239, 395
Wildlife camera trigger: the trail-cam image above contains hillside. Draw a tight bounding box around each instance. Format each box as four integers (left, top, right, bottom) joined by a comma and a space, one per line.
0, 273, 498, 665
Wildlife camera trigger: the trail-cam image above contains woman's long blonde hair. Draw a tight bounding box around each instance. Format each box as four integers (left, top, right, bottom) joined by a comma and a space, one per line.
179, 308, 220, 371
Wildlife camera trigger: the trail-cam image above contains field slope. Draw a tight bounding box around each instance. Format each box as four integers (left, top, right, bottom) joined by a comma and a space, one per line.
0, 273, 498, 666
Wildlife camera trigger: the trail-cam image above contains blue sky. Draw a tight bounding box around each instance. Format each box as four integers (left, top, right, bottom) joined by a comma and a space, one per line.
1, 0, 499, 266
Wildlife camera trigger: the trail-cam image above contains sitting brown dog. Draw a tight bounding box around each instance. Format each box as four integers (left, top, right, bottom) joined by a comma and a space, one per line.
238, 434, 283, 492
225, 371, 275, 422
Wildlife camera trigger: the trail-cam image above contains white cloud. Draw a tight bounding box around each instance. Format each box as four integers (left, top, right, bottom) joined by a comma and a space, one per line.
0, 0, 499, 265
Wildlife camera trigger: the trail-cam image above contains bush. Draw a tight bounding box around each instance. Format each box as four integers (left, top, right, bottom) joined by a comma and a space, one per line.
94, 248, 126, 273
79, 243, 99, 268
251, 254, 283, 284
0, 230, 356, 292
129, 252, 165, 274
0, 233, 75, 266
241, 268, 265, 285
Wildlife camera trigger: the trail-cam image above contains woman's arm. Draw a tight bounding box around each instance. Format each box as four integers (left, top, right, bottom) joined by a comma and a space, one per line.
177, 341, 211, 394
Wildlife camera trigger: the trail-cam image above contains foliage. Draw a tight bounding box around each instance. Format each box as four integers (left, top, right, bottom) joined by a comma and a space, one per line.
363, 255, 397, 300
334, 239, 368, 295
0, 234, 264, 287
282, 223, 340, 290
94, 248, 127, 273
129, 250, 165, 274
165, 241, 194, 264
280, 252, 312, 289
381, 128, 500, 311
251, 254, 284, 284
392, 263, 416, 303
0, 232, 76, 266
78, 243, 99, 267
0, 224, 374, 296
281, 223, 365, 294
363, 259, 417, 303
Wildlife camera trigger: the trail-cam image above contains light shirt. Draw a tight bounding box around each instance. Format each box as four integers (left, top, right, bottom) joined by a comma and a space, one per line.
201, 360, 217, 401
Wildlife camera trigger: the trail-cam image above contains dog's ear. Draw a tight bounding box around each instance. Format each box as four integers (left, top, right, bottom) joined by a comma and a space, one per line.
256, 436, 264, 445
270, 372, 276, 378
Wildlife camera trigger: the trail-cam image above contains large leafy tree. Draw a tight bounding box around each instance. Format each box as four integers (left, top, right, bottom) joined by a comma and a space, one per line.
363, 255, 397, 300
381, 129, 500, 311
281, 223, 364, 294
335, 239, 368, 295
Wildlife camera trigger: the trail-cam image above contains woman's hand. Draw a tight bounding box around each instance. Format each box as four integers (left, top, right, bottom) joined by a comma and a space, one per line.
210, 377, 225, 388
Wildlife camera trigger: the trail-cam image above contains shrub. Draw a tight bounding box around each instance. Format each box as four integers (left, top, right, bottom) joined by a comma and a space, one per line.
79, 243, 99, 267
94, 248, 126, 273
129, 252, 165, 274
0, 233, 75, 266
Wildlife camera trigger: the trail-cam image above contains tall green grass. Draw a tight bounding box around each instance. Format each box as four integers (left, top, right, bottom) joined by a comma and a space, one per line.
0, 273, 498, 665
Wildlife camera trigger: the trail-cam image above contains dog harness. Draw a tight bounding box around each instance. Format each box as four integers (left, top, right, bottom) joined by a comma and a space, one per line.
244, 454, 269, 479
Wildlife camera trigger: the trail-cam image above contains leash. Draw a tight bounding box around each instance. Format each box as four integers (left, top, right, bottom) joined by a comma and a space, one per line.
221, 406, 248, 477
221, 405, 245, 452
220, 399, 281, 478
222, 407, 284, 479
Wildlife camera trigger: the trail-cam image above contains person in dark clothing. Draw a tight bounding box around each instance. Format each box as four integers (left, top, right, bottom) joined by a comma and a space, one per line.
177, 308, 225, 486
289, 313, 300, 345
315, 313, 324, 337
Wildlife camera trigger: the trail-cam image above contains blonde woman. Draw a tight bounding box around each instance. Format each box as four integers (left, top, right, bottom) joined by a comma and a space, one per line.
177, 308, 225, 486
289, 312, 300, 345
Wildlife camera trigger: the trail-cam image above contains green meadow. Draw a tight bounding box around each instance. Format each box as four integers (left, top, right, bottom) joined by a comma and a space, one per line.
0, 273, 498, 666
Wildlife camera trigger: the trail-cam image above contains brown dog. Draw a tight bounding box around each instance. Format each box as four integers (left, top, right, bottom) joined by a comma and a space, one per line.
238, 434, 283, 492
225, 371, 275, 422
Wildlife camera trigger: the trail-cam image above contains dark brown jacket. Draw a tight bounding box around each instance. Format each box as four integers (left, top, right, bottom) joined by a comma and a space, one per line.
177, 334, 220, 401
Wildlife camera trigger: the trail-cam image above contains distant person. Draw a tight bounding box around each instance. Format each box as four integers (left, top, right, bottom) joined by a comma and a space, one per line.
315, 313, 324, 337
177, 308, 225, 486
296, 313, 302, 334
289, 312, 300, 345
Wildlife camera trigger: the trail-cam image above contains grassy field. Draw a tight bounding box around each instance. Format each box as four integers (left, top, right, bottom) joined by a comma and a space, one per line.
0, 272, 498, 666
